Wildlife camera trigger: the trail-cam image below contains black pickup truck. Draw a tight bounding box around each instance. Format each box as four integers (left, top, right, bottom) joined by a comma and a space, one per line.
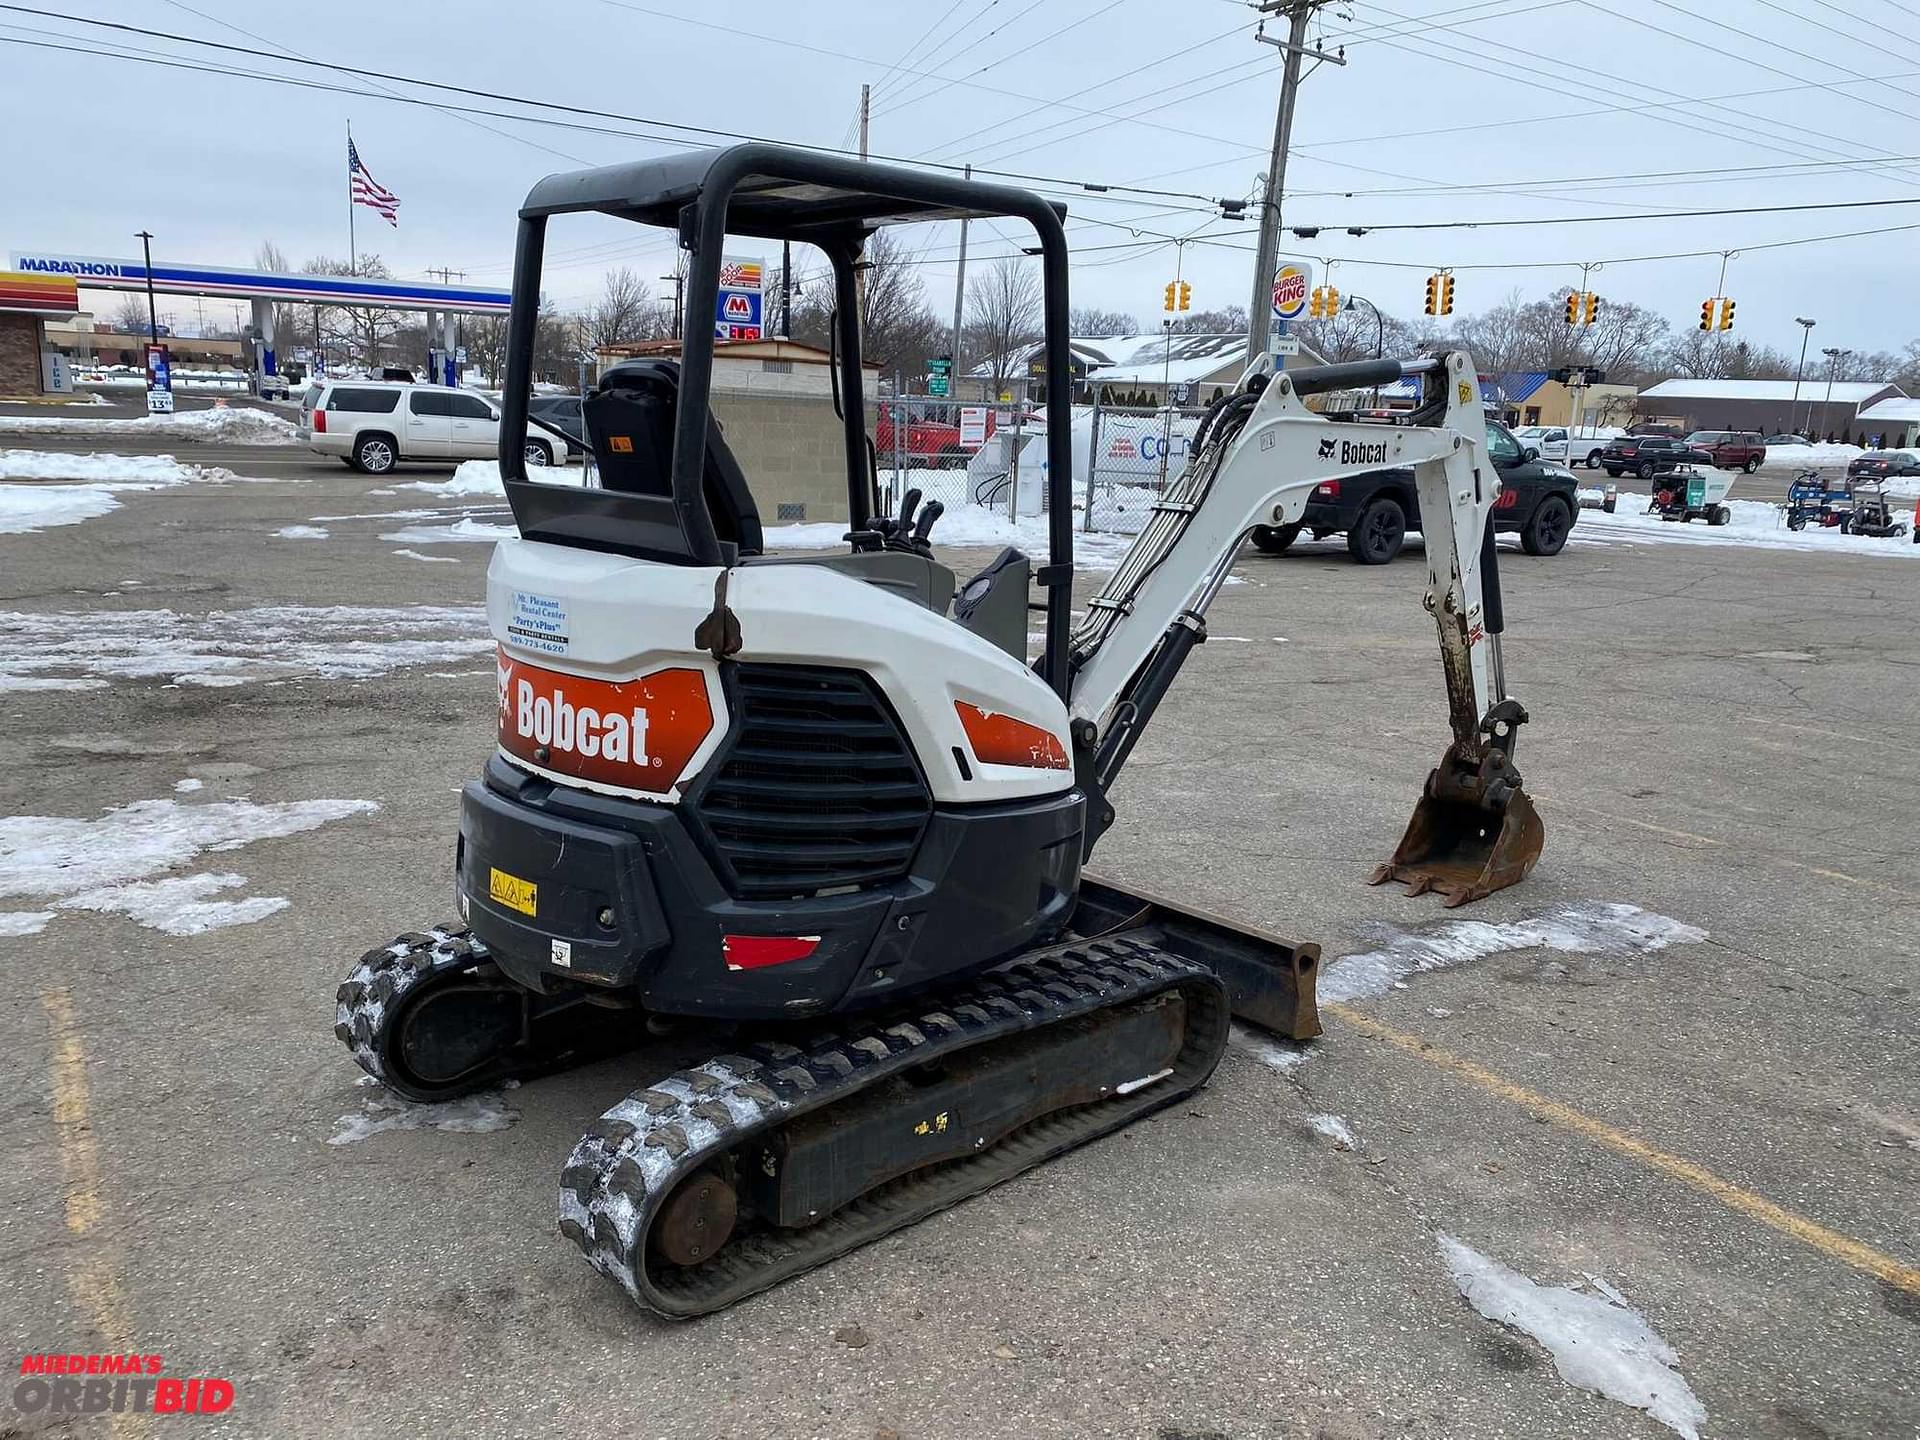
1249, 419, 1579, 564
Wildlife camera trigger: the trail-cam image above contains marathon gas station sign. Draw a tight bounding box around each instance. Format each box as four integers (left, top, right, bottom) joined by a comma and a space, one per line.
9, 251, 510, 313
715, 255, 764, 341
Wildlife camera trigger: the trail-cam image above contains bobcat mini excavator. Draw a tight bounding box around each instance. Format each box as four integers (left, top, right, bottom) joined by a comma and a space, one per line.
334, 145, 1545, 1317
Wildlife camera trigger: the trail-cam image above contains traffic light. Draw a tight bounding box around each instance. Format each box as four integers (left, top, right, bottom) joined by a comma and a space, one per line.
1439, 273, 1454, 316
1309, 284, 1340, 318
1584, 292, 1600, 325
1163, 281, 1177, 313
1178, 280, 1191, 312
1698, 298, 1715, 332
1424, 273, 1439, 316
1565, 292, 1580, 325
1717, 297, 1735, 332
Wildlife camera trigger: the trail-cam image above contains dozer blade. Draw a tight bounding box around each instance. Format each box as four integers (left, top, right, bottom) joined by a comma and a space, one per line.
1370, 737, 1545, 908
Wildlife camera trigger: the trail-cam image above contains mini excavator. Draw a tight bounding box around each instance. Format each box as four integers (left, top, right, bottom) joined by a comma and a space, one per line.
335, 145, 1545, 1317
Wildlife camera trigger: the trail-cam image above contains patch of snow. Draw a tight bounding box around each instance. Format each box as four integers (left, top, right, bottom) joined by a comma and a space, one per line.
378, 517, 516, 545
1758, 442, 1862, 469
0, 408, 300, 444
328, 1088, 521, 1145
58, 872, 290, 936
0, 911, 55, 937
1322, 903, 1706, 1004
0, 788, 376, 938
1230, 1022, 1310, 1074
1440, 1235, 1705, 1439
1576, 495, 1918, 560
395, 459, 586, 498
391, 547, 460, 563
0, 604, 490, 690
0, 484, 129, 535
276, 524, 330, 539
173, 778, 203, 793
1306, 1113, 1361, 1151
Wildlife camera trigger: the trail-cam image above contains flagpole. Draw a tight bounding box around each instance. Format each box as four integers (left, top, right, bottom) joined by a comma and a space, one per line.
346, 120, 357, 278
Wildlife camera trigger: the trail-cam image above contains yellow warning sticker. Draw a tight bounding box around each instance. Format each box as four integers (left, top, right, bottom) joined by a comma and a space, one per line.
912, 1111, 950, 1136
608, 435, 634, 454
488, 867, 537, 916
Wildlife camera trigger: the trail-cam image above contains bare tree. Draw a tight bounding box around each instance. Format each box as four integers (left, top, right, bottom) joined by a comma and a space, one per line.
1168, 303, 1246, 336
580, 268, 657, 350
1292, 301, 1420, 363
109, 293, 154, 335
1069, 305, 1138, 337
858, 228, 942, 377
965, 259, 1044, 396
303, 253, 401, 367
254, 240, 309, 366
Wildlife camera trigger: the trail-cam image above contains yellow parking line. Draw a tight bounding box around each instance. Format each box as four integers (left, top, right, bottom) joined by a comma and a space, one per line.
42, 989, 144, 1437
1328, 1001, 1920, 1296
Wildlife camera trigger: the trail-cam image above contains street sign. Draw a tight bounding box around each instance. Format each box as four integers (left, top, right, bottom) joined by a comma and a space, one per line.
1269, 335, 1301, 356
145, 342, 173, 415
714, 254, 765, 341
929, 376, 949, 397
1270, 261, 1313, 325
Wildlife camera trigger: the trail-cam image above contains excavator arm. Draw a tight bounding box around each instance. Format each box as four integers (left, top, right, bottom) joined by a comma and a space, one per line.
1066, 349, 1544, 906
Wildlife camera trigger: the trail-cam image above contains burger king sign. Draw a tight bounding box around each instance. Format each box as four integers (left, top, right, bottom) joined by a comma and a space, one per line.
1270, 262, 1313, 324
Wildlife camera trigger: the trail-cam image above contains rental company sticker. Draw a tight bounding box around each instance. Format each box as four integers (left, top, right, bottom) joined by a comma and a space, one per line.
508, 591, 569, 655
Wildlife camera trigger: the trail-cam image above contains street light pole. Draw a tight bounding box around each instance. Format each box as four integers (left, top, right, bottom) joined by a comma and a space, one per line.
1791, 317, 1815, 435
135, 230, 158, 339
1820, 345, 1849, 442
1342, 293, 1384, 358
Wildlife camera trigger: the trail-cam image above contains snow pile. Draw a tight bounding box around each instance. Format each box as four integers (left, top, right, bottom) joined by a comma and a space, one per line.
0, 789, 376, 938
329, 1081, 521, 1145
0, 407, 301, 444
1758, 441, 1862, 469
765, 500, 1137, 568
1441, 1236, 1706, 1439
1321, 903, 1706, 1004
1576, 495, 1919, 559
379, 517, 516, 545
391, 547, 460, 564
397, 459, 586, 498
0, 450, 237, 484
0, 604, 491, 691
0, 449, 242, 535
276, 524, 330, 539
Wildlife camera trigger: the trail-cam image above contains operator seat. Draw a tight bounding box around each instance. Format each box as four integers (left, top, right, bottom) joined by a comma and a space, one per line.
584, 359, 763, 557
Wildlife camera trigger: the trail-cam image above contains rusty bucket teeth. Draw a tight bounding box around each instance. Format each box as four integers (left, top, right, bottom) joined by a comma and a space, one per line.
1370, 775, 1545, 909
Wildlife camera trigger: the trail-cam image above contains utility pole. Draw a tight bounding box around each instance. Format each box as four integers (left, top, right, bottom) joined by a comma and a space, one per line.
135, 230, 158, 339
950, 163, 971, 406
661, 270, 683, 340
1821, 346, 1850, 441
1245, 1, 1342, 366
781, 239, 792, 339
858, 83, 870, 160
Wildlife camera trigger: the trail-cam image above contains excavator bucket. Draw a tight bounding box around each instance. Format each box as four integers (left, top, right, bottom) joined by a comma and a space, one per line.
1370, 704, 1545, 908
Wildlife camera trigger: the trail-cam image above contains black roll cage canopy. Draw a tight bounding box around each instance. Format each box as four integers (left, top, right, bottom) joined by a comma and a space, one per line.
498, 142, 1079, 699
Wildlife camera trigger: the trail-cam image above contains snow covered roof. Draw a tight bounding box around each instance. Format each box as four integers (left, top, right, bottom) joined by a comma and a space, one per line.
1641, 378, 1899, 404
1856, 396, 1920, 422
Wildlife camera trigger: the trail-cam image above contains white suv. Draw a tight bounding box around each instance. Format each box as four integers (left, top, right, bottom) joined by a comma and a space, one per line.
303, 381, 571, 474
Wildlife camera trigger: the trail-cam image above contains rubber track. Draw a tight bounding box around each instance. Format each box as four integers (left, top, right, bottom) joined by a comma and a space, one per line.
334, 926, 487, 1094
558, 934, 1230, 1317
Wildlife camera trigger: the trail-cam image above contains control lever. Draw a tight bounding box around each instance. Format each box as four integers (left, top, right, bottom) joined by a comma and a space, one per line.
909, 499, 944, 552
896, 488, 923, 535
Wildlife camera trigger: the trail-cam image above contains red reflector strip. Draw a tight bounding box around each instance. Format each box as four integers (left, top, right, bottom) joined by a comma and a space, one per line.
954, 701, 1069, 770
722, 934, 822, 971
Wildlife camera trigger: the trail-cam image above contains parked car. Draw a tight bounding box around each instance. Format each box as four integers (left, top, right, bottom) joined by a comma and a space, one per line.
303, 381, 572, 474
874, 402, 997, 468
1684, 430, 1767, 473
1248, 420, 1577, 564
528, 393, 587, 456
1598, 435, 1712, 479
1625, 423, 1683, 438
1846, 449, 1920, 480
1513, 424, 1612, 469
1764, 433, 1811, 446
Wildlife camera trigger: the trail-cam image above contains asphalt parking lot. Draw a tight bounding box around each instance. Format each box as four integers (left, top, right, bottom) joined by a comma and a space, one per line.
2, 432, 1916, 1440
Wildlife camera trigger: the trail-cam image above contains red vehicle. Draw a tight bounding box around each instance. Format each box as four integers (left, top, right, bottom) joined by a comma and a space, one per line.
873, 403, 995, 468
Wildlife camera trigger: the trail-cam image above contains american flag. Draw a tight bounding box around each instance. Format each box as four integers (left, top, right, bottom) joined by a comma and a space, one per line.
348, 139, 400, 226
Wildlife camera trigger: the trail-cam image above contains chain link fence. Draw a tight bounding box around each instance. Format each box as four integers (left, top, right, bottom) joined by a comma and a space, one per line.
870, 393, 1211, 536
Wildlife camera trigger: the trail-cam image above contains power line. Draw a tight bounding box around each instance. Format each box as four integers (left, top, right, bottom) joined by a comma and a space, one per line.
0, 15, 1229, 206
866, 0, 971, 101
872, 0, 1129, 122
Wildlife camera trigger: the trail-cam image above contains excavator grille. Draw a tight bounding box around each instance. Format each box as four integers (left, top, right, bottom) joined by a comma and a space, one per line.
692, 665, 932, 897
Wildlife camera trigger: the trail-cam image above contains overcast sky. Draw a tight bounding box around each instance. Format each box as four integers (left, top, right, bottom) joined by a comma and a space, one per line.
5, 0, 1918, 363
